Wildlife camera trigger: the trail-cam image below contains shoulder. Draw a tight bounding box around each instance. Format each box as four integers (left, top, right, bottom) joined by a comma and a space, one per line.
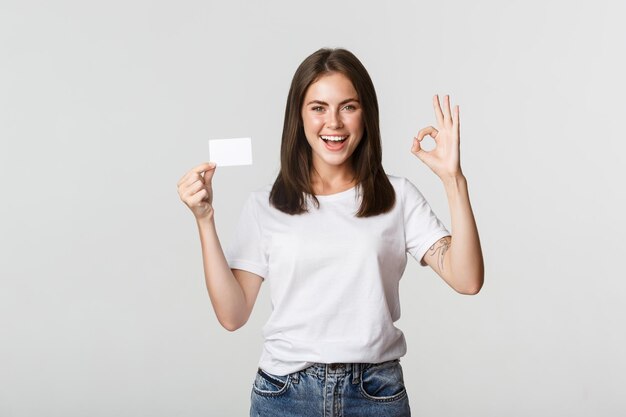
251, 183, 273, 197
384, 174, 428, 207
243, 183, 273, 209
385, 174, 406, 188
385, 174, 419, 195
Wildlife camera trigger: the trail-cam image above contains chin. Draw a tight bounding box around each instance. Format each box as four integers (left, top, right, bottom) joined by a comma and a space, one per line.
318, 154, 352, 167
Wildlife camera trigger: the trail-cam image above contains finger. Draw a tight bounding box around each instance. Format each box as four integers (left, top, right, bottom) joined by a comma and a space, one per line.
416, 126, 439, 142
177, 169, 199, 187
443, 95, 452, 125
180, 173, 204, 190
183, 183, 208, 202
192, 161, 215, 173
433, 95, 444, 127
177, 162, 215, 187
411, 136, 423, 155
452, 105, 460, 131
179, 184, 192, 203
188, 188, 209, 205
183, 162, 217, 188
183, 179, 204, 198
178, 171, 204, 195
180, 182, 200, 201
203, 163, 217, 185
411, 136, 430, 163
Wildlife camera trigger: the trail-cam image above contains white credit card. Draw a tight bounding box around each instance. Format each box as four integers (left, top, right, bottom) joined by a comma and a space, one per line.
208, 137, 253, 167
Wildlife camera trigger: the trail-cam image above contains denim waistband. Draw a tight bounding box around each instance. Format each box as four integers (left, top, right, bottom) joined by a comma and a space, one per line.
292, 358, 400, 385
294, 362, 363, 385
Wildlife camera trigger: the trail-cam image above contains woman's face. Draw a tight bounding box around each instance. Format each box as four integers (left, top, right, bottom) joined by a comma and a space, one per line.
301, 72, 364, 176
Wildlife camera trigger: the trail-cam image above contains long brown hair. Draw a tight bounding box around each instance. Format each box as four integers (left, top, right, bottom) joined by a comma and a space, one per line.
269, 48, 395, 217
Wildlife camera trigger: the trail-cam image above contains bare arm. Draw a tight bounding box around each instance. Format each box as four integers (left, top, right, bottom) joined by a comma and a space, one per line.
178, 162, 262, 331
413, 95, 484, 295
196, 216, 263, 330
421, 175, 484, 294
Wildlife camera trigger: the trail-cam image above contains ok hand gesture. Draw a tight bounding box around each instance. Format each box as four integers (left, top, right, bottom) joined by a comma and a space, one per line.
411, 95, 463, 180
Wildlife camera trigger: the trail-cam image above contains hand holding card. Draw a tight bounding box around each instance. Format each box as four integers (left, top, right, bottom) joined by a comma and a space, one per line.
176, 162, 216, 221
208, 137, 253, 167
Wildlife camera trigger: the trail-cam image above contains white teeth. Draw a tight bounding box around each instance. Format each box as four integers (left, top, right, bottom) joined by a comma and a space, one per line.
320, 135, 347, 142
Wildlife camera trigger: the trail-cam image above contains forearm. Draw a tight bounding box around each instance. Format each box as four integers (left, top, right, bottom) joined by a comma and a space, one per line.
196, 215, 247, 330
443, 175, 484, 294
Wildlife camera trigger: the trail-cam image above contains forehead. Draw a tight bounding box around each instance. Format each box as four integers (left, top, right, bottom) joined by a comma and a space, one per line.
304, 72, 358, 100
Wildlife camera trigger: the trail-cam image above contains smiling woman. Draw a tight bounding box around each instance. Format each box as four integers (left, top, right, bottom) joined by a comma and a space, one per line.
177, 47, 483, 417
270, 48, 396, 216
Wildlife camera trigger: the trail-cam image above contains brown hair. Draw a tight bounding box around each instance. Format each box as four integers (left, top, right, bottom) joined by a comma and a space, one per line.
269, 48, 395, 217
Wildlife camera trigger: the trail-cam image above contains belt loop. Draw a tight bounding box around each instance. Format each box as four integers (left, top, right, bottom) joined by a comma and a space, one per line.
352, 363, 361, 385
291, 369, 300, 384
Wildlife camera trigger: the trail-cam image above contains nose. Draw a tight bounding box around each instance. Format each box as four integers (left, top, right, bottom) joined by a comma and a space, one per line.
327, 110, 343, 129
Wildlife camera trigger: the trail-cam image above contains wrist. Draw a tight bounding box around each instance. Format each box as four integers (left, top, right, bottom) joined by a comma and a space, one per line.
195, 211, 216, 227
442, 173, 466, 188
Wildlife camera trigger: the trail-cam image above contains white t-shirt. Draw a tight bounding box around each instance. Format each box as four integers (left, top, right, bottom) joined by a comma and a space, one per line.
225, 174, 450, 376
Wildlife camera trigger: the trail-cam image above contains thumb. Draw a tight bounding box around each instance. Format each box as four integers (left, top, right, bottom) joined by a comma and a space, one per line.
411, 137, 426, 161
203, 162, 217, 184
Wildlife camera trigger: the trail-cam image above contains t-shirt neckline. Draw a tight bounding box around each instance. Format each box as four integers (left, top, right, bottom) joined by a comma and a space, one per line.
313, 185, 358, 201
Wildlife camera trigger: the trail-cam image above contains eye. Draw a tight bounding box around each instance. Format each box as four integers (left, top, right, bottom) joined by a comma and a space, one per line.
342, 104, 356, 111
311, 106, 324, 112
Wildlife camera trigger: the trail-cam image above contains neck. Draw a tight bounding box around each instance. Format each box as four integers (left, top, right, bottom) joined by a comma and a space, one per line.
310, 162, 357, 195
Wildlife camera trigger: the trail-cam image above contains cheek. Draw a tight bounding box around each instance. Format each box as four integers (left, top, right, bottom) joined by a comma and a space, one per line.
303, 116, 324, 133
346, 112, 363, 128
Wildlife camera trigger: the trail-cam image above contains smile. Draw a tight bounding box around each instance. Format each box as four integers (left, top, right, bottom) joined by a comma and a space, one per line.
320, 135, 348, 143
319, 135, 348, 151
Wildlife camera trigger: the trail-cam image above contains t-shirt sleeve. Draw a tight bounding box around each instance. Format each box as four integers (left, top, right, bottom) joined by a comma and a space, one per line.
224, 193, 268, 280
402, 177, 451, 267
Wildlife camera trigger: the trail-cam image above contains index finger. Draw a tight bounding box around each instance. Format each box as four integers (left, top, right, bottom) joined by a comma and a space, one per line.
433, 95, 445, 127
177, 162, 216, 186
192, 162, 216, 173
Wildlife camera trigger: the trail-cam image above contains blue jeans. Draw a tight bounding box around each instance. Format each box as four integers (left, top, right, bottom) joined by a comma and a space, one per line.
250, 359, 411, 417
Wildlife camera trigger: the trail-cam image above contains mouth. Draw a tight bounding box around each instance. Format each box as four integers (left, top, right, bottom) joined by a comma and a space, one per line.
320, 135, 348, 143
319, 135, 348, 151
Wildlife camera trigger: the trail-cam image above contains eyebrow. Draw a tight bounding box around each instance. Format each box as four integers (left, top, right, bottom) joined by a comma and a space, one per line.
305, 98, 360, 106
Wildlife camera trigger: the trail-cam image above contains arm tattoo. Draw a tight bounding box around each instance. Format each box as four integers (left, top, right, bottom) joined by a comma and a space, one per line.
426, 237, 451, 271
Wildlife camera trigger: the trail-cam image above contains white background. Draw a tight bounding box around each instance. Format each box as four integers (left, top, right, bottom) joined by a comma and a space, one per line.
1, 1, 625, 416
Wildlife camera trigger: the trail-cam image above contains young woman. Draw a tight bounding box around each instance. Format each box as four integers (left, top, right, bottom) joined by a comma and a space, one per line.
177, 48, 483, 417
